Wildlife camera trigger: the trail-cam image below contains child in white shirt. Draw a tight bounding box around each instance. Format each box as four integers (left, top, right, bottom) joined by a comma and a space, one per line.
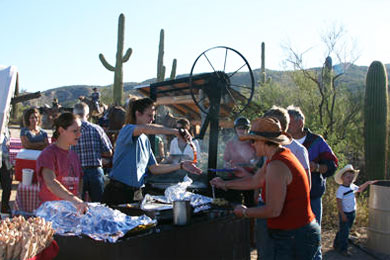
332, 164, 377, 256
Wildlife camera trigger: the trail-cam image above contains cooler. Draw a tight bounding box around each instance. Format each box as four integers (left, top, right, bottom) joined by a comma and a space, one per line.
15, 149, 41, 183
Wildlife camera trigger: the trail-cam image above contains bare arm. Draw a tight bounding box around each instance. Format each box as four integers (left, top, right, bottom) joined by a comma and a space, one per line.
21, 136, 49, 150
148, 163, 181, 175
158, 140, 165, 158
148, 160, 202, 175
133, 124, 179, 137
41, 167, 88, 213
234, 160, 291, 218
41, 168, 83, 203
357, 180, 378, 193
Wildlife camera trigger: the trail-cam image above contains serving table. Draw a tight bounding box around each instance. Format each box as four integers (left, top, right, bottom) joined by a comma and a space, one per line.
54, 213, 250, 260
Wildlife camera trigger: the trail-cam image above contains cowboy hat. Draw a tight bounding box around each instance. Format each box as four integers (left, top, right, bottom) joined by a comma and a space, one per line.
334, 164, 360, 185
239, 117, 292, 145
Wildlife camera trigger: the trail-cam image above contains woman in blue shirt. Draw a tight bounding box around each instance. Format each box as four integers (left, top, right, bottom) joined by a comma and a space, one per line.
20, 108, 49, 150
102, 98, 202, 205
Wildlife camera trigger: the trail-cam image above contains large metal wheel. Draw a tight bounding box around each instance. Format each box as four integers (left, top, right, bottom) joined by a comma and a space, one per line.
189, 46, 255, 115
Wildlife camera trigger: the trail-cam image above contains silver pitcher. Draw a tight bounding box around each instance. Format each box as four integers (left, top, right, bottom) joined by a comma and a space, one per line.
173, 200, 191, 226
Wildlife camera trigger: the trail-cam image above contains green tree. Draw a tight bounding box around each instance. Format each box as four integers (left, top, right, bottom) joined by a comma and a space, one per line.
282, 24, 360, 139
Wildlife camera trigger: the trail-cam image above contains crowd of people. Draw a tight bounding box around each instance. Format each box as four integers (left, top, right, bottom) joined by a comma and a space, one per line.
0, 95, 379, 259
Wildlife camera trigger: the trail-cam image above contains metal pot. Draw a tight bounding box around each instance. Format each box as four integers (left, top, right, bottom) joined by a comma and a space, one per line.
173, 200, 192, 226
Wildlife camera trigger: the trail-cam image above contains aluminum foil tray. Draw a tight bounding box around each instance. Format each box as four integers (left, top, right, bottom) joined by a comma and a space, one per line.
36, 201, 156, 243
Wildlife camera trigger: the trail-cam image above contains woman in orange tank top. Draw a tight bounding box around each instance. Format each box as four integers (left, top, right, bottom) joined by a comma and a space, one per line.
233, 117, 320, 260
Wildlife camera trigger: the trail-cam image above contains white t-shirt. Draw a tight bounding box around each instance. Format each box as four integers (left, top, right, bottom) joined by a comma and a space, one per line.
296, 135, 306, 145
336, 184, 359, 213
169, 138, 201, 161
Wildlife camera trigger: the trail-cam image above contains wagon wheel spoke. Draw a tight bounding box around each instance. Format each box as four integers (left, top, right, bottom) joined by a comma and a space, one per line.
203, 53, 222, 80
223, 85, 239, 105
228, 63, 247, 78
223, 48, 228, 72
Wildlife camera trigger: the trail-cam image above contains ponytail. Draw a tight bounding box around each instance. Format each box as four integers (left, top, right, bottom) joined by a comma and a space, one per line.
125, 98, 155, 124
53, 112, 77, 139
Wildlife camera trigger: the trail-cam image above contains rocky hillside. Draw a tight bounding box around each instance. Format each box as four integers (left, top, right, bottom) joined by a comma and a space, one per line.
24, 64, 377, 108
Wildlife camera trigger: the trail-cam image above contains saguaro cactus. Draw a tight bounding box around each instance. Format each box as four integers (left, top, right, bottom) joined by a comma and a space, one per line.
323, 56, 333, 92
157, 29, 165, 82
99, 13, 132, 105
170, 59, 177, 80
364, 61, 389, 180
157, 29, 177, 82
261, 42, 266, 84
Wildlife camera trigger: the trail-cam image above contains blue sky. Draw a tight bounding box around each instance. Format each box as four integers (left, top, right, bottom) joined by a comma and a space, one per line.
1, 0, 389, 92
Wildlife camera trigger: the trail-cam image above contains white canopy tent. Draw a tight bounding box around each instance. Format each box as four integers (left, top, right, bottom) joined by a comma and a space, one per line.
0, 65, 18, 146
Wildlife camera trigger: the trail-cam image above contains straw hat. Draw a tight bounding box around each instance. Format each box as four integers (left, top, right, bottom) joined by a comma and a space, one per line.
239, 117, 292, 145
334, 164, 360, 185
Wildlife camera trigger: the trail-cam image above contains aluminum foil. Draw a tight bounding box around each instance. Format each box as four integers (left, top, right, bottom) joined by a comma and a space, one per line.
141, 175, 213, 212
35, 201, 156, 243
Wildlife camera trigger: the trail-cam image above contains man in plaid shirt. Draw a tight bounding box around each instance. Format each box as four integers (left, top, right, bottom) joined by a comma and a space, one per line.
71, 102, 113, 202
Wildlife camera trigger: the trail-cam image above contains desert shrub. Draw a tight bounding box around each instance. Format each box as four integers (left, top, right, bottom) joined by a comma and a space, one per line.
322, 179, 339, 230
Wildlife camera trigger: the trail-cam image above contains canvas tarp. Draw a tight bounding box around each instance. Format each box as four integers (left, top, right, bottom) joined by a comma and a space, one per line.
0, 65, 17, 146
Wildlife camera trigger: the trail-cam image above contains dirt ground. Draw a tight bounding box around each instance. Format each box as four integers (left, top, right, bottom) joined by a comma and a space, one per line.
249, 227, 390, 260
4, 126, 390, 259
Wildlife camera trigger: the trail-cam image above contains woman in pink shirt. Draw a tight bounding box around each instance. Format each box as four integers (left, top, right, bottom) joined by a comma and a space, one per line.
223, 116, 259, 206
36, 112, 87, 213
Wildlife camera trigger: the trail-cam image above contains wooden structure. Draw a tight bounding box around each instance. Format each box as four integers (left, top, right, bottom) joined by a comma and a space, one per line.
136, 73, 248, 129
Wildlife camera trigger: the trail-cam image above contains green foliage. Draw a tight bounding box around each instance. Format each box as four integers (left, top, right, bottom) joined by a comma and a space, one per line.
321, 179, 339, 229
364, 61, 389, 180
99, 13, 133, 105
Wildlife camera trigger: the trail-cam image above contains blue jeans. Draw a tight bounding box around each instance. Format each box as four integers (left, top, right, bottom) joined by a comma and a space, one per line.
82, 167, 105, 202
268, 220, 321, 260
310, 197, 322, 260
333, 211, 355, 252
255, 201, 274, 260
